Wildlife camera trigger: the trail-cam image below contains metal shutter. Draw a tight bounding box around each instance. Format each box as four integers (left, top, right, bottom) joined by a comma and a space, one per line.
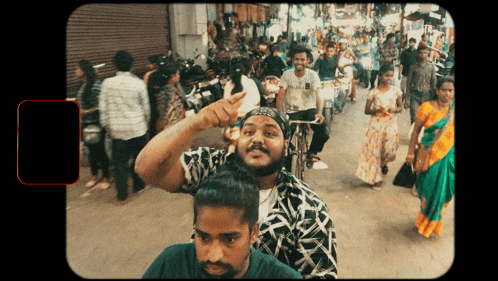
66, 3, 170, 95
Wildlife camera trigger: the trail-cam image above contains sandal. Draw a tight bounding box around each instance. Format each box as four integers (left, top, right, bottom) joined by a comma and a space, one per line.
306, 154, 321, 168
97, 179, 111, 190
85, 177, 99, 188
381, 165, 389, 175
308, 154, 321, 162
371, 181, 383, 191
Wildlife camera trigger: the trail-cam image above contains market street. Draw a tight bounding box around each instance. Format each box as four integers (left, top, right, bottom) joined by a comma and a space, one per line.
66, 68, 454, 278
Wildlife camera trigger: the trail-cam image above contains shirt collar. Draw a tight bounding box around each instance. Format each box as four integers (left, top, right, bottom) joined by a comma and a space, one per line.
116, 71, 137, 78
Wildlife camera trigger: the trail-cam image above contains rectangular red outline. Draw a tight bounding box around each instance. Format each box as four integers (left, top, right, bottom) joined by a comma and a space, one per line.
17, 100, 81, 185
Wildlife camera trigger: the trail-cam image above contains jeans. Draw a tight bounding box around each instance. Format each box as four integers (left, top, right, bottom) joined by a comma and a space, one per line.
335, 87, 347, 112
111, 135, 146, 200
409, 90, 433, 124
85, 126, 110, 178
370, 70, 378, 88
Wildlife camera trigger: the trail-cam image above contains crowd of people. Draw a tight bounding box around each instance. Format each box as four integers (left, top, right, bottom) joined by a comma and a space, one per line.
72, 25, 454, 278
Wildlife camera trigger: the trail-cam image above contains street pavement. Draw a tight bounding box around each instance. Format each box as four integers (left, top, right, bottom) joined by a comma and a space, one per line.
66, 65, 454, 279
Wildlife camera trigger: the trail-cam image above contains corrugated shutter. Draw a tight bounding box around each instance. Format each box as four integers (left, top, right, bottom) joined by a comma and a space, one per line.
248, 4, 258, 23
258, 6, 268, 22
66, 3, 170, 95
234, 4, 248, 22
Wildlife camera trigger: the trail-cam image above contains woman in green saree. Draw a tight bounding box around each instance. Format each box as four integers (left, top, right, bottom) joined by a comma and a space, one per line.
406, 76, 455, 238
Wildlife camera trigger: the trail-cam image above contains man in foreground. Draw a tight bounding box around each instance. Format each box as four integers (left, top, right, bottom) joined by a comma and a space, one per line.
135, 96, 338, 278
142, 165, 302, 279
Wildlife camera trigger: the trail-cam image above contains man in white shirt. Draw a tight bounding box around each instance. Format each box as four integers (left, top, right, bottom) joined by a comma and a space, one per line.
276, 45, 329, 165
99, 50, 150, 203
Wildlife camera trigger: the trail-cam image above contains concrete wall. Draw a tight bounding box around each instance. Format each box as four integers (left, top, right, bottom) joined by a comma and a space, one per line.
169, 3, 209, 69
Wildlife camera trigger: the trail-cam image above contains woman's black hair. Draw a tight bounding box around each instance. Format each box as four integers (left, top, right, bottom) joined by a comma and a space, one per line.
385, 32, 396, 43
147, 70, 167, 137
77, 60, 97, 105
157, 59, 180, 84
231, 63, 244, 95
377, 63, 395, 76
306, 49, 313, 65
193, 164, 260, 230
436, 76, 455, 90
148, 54, 162, 64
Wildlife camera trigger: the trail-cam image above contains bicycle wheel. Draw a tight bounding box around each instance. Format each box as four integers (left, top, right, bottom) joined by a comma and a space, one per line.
290, 153, 301, 180
298, 131, 309, 179
290, 132, 303, 180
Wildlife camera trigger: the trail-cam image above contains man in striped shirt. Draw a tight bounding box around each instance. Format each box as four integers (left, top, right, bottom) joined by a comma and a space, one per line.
100, 50, 150, 203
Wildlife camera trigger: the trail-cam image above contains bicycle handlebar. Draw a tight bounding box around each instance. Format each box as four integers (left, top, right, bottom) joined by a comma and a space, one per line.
289, 118, 320, 125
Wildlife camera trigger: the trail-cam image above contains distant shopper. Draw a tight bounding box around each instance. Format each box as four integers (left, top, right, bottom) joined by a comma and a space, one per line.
399, 38, 418, 109
355, 64, 403, 190
154, 59, 186, 133
143, 54, 162, 85
406, 77, 454, 238
99, 51, 150, 203
406, 44, 437, 124
369, 37, 383, 90
223, 59, 261, 118
75, 59, 111, 190
260, 44, 287, 78
378, 33, 399, 86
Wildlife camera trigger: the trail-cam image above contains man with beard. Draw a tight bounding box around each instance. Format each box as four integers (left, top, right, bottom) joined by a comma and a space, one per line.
135, 96, 338, 278
142, 165, 301, 279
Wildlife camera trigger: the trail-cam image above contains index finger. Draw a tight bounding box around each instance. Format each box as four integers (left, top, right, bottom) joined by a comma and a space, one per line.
228, 90, 247, 106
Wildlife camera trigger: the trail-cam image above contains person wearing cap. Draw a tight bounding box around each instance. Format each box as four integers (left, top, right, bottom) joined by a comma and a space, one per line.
135, 97, 338, 279
337, 38, 358, 101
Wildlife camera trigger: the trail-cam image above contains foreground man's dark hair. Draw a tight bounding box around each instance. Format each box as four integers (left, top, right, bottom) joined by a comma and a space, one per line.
193, 165, 260, 230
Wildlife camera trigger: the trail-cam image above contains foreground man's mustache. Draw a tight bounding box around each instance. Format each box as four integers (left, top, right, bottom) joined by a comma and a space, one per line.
246, 144, 270, 154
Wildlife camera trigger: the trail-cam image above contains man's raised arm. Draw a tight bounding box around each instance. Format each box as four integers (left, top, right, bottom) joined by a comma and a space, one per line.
134, 91, 246, 192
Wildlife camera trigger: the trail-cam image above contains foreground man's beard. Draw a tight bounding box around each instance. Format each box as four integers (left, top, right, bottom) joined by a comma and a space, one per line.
200, 260, 238, 279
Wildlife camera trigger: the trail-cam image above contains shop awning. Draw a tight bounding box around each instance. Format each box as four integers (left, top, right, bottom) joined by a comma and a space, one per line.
405, 11, 443, 24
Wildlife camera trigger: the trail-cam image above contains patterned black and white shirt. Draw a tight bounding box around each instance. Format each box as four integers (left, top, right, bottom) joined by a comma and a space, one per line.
180, 147, 338, 279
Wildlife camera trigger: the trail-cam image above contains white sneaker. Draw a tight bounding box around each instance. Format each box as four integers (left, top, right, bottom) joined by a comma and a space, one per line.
312, 161, 329, 169
412, 186, 419, 197
97, 181, 111, 190
85, 178, 98, 188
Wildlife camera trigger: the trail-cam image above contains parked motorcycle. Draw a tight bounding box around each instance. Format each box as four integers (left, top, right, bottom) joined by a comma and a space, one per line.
169, 49, 206, 93
197, 76, 224, 107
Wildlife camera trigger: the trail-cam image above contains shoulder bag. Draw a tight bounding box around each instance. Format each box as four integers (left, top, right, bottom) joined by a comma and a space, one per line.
414, 106, 454, 173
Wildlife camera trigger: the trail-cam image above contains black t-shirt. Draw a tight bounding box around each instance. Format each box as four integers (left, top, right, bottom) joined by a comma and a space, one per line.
400, 48, 419, 76
142, 243, 302, 279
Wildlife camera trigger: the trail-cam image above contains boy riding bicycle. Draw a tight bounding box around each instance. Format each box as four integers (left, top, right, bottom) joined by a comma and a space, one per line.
276, 45, 330, 166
